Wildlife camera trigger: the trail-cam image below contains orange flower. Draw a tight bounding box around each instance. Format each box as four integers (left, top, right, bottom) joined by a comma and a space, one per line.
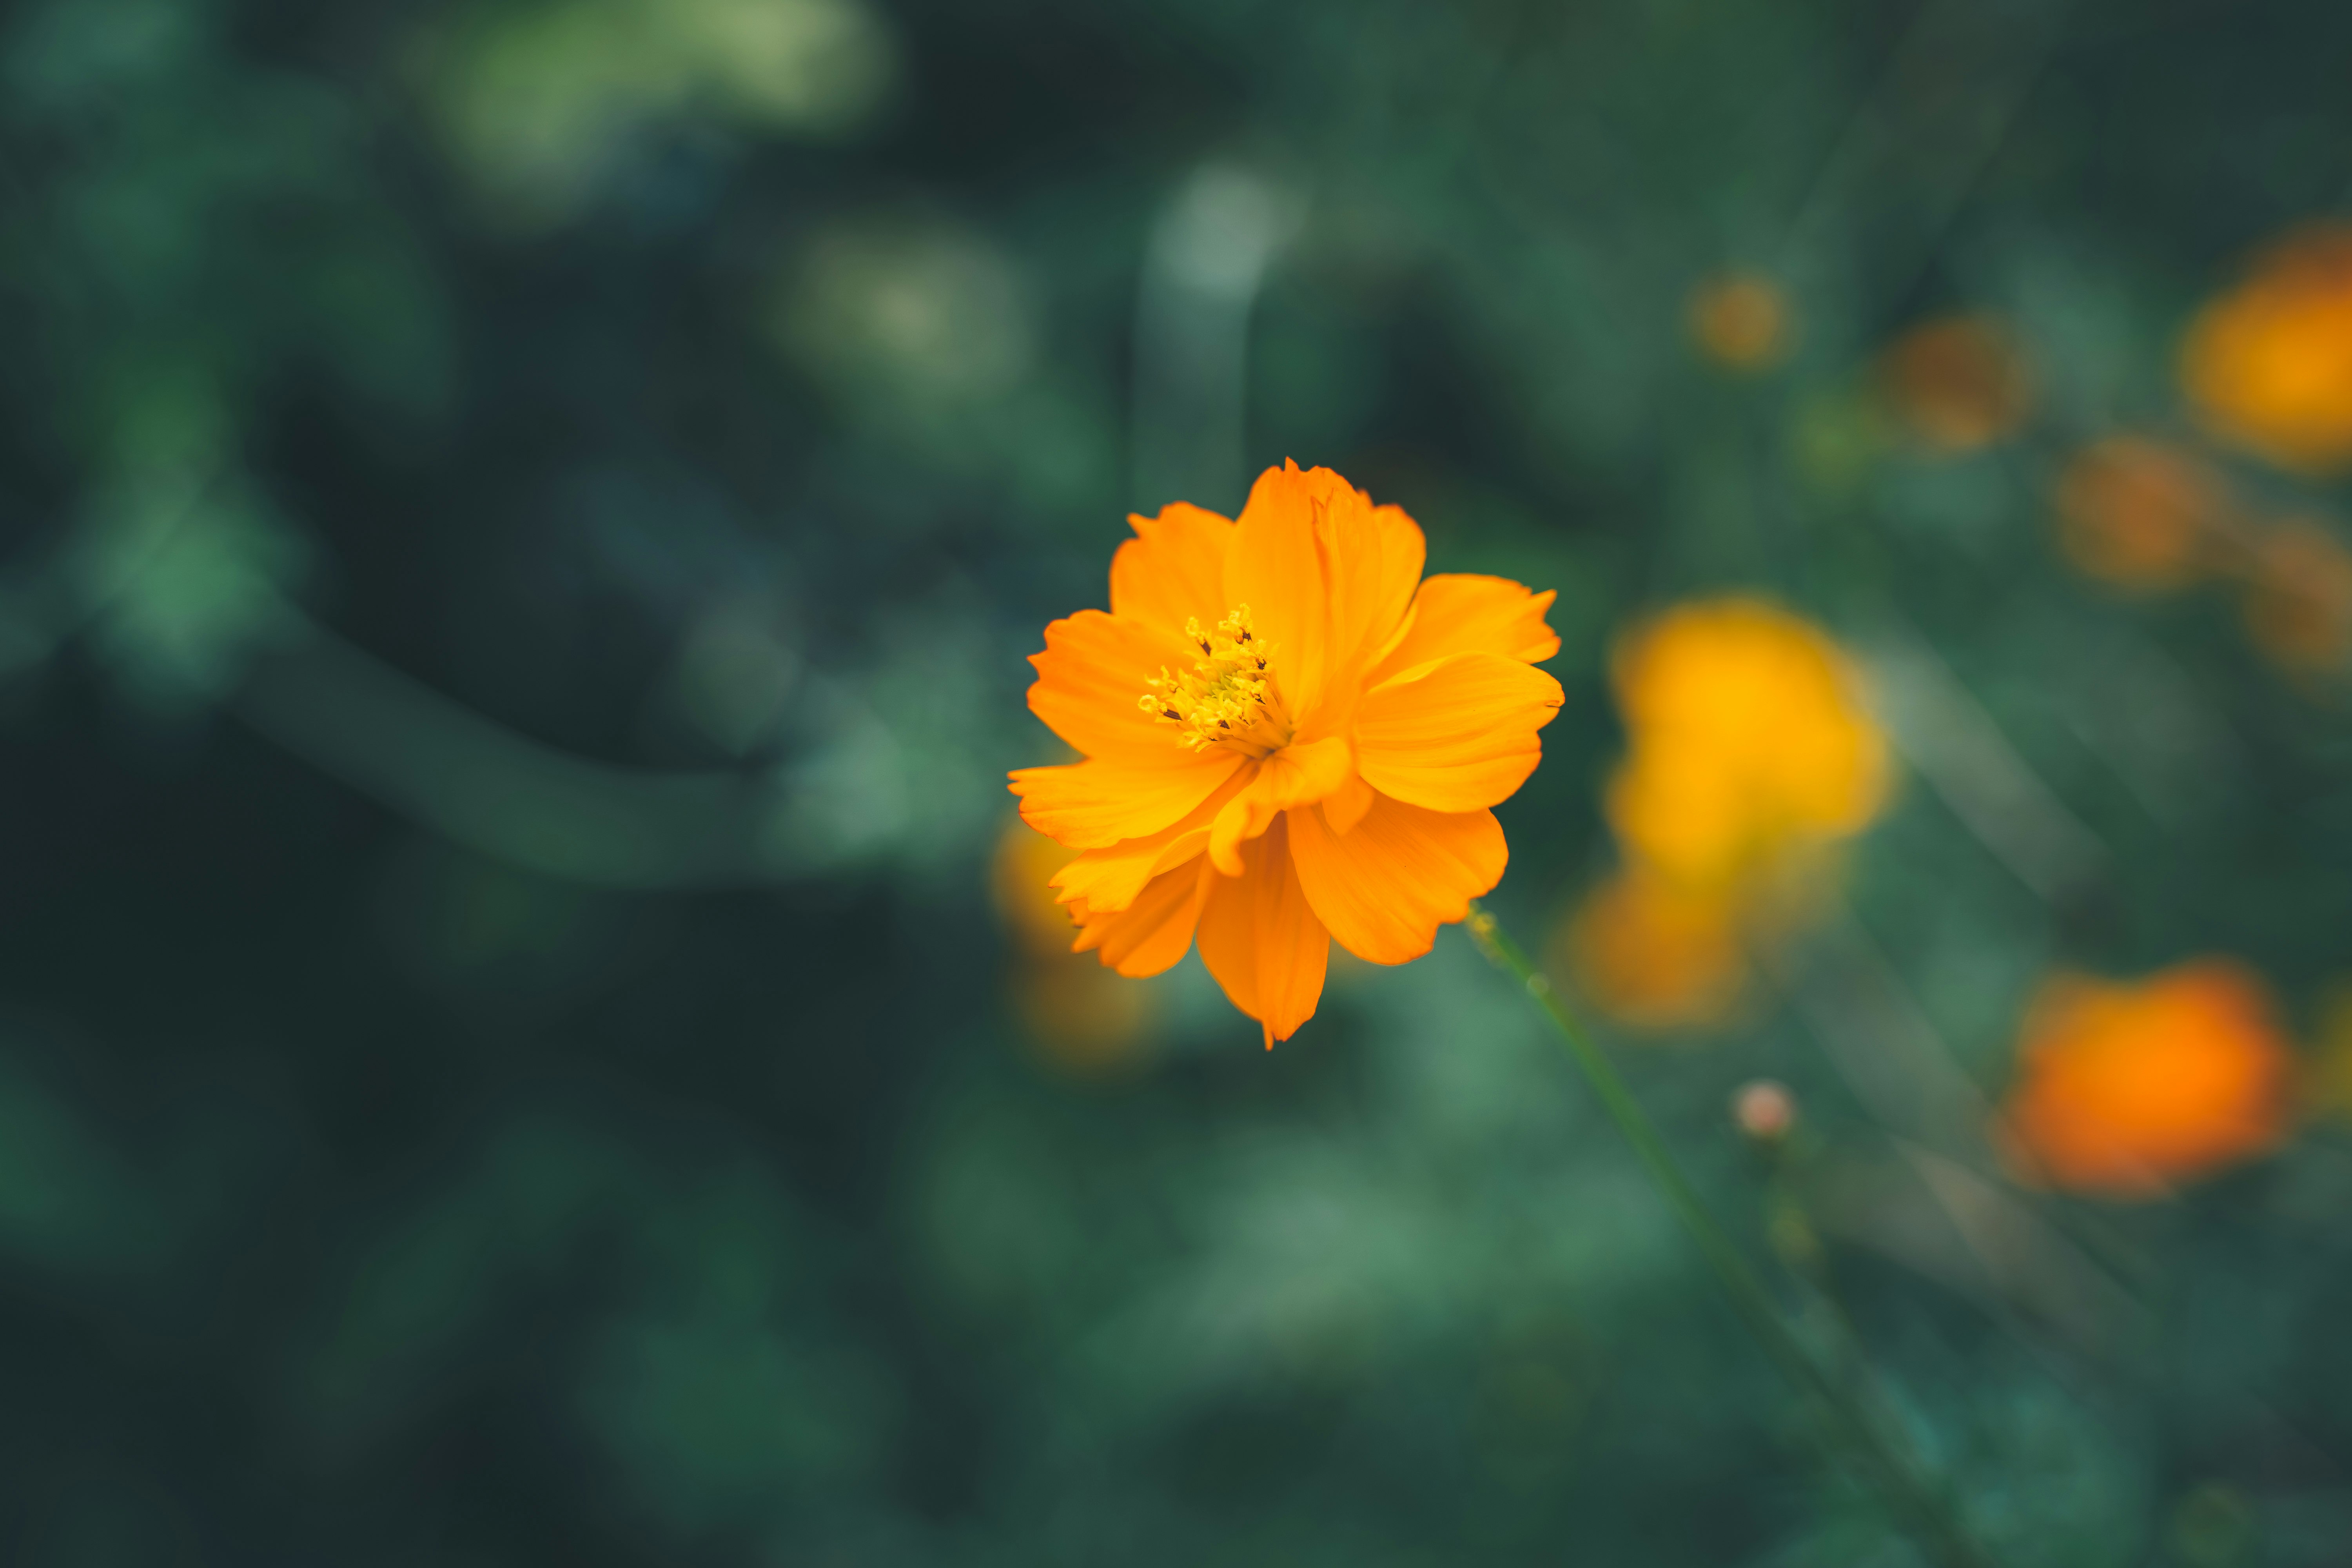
2052, 437, 2228, 593
1688, 274, 1792, 372
2181, 226, 2352, 474
2240, 519, 2352, 673
1880, 316, 2032, 454
1009, 461, 1564, 1045
1559, 865, 1749, 1029
1605, 598, 1890, 894
1557, 598, 1886, 1032
1996, 960, 2296, 1200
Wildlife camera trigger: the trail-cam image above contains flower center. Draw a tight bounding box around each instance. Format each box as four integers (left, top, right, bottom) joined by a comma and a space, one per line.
1139, 604, 1294, 758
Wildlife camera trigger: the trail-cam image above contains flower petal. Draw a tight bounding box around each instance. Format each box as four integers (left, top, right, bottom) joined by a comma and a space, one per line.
1370, 505, 1429, 636
1195, 815, 1329, 1046
1050, 767, 1250, 916
1225, 461, 1332, 727
1289, 795, 1506, 964
1321, 480, 1418, 662
1302, 481, 1427, 740
1321, 772, 1377, 836
1073, 858, 1210, 976
1355, 652, 1564, 812
1027, 609, 1201, 764
1110, 503, 1238, 643
1011, 752, 1245, 849
1207, 734, 1354, 876
1368, 575, 1561, 685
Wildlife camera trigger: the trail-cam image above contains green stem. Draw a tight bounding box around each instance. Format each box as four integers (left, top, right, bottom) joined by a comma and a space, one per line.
1465, 904, 1996, 1568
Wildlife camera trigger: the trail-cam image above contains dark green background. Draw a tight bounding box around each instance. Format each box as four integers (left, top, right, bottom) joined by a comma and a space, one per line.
4, 0, 2352, 1561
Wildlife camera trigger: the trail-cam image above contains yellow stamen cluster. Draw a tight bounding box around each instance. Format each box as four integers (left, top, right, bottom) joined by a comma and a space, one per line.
1139, 604, 1290, 755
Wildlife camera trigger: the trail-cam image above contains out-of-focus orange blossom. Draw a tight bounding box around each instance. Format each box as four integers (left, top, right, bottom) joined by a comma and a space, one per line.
1605, 599, 1891, 893
991, 818, 1150, 1070
2240, 519, 2352, 674
1561, 866, 1749, 1029
1995, 960, 2296, 1200
2053, 437, 2229, 593
1880, 315, 2033, 454
1556, 597, 1892, 1030
2181, 226, 2352, 475
1688, 274, 1792, 372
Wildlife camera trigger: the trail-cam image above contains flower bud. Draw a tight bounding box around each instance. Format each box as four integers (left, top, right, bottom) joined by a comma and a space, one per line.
1733, 1079, 1797, 1143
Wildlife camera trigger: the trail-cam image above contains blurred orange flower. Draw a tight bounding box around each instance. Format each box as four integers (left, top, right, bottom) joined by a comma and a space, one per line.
1688, 274, 1792, 372
2181, 226, 2352, 475
992, 817, 1151, 1069
1606, 598, 1891, 894
2240, 519, 2352, 673
1880, 316, 2032, 454
1010, 461, 1563, 1046
2053, 437, 2229, 593
1561, 865, 1748, 1029
1996, 960, 2296, 1199
1559, 597, 1891, 1029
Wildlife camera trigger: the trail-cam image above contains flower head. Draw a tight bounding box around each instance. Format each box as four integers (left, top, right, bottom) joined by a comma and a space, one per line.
1562, 863, 1749, 1028
2241, 519, 2352, 674
1732, 1080, 1797, 1143
1995, 960, 2296, 1199
1880, 316, 2032, 454
2182, 225, 2352, 474
1605, 598, 1889, 894
1558, 597, 1890, 1031
2052, 436, 2228, 593
1688, 273, 1793, 372
1009, 461, 1564, 1045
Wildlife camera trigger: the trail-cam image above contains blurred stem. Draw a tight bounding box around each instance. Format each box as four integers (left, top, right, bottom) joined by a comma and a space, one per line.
1771, 1190, 1871, 1386
1465, 905, 1997, 1568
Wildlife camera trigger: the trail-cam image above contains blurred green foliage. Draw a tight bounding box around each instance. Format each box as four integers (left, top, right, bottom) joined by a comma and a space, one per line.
6, 0, 2352, 1563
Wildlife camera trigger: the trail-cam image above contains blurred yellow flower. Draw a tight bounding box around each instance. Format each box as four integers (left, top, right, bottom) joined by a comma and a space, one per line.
2181, 226, 2352, 475
1559, 865, 1748, 1029
991, 818, 1150, 1070
2239, 519, 2352, 674
2052, 437, 2229, 593
1688, 274, 1792, 372
1560, 597, 1891, 1030
1880, 316, 2032, 454
1606, 599, 1890, 893
1994, 960, 2295, 1200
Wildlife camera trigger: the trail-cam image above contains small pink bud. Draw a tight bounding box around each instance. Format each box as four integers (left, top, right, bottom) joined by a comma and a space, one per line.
1733, 1079, 1797, 1142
